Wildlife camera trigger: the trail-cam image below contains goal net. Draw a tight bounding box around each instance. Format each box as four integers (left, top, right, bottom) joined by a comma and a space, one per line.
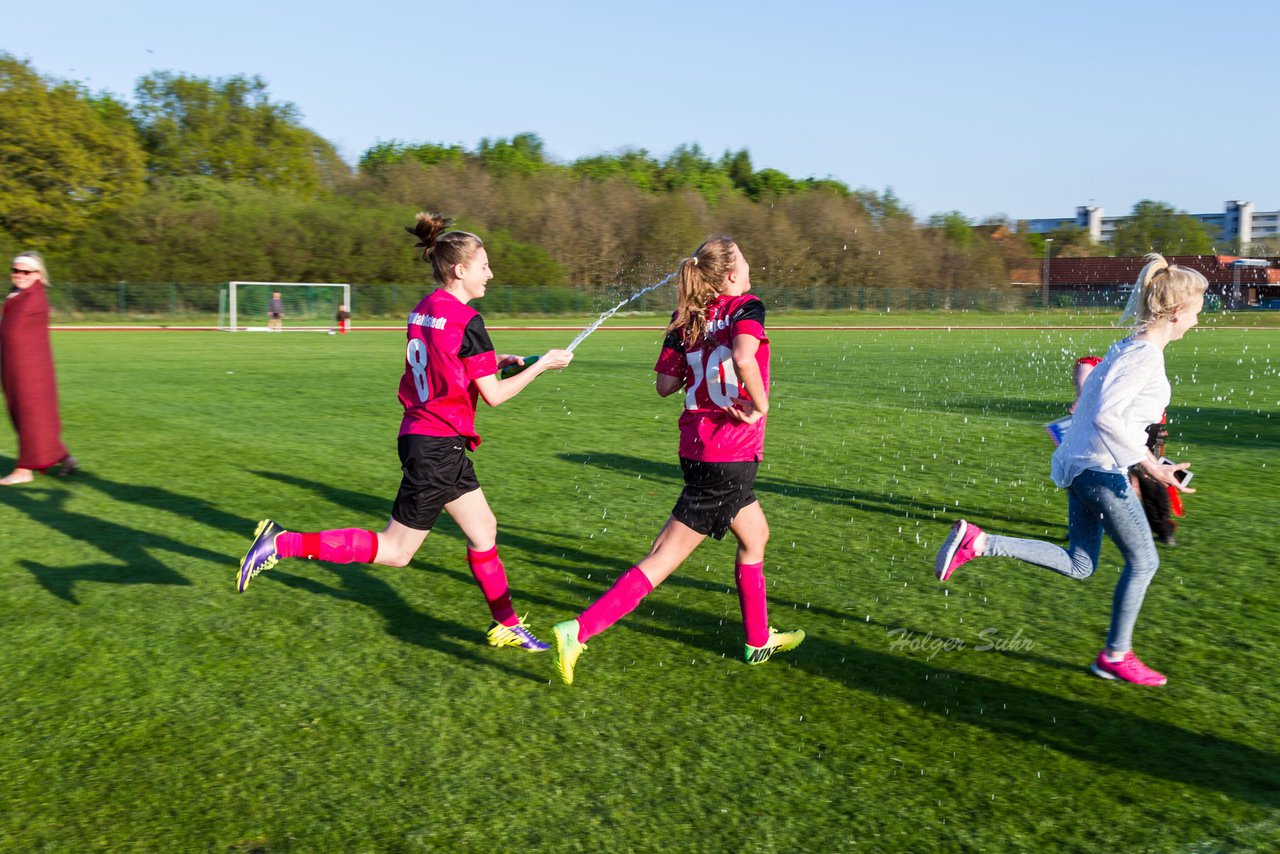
218, 282, 352, 332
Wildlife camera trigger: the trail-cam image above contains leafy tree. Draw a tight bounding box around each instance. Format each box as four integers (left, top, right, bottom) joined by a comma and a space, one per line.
800, 177, 851, 197
568, 148, 661, 192
722, 149, 753, 193
1109, 200, 1216, 256
0, 54, 146, 242
928, 211, 974, 247
1022, 223, 1101, 259
132, 72, 348, 194
746, 168, 796, 201
476, 133, 549, 177
854, 187, 912, 223
659, 144, 735, 203
359, 140, 467, 175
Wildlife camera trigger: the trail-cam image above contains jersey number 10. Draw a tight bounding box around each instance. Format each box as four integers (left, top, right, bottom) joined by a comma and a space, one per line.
684, 345, 740, 409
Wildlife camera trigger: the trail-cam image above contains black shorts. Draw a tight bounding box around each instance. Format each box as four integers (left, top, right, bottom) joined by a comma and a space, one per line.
391, 434, 481, 531
269, 312, 282, 320
671, 458, 759, 540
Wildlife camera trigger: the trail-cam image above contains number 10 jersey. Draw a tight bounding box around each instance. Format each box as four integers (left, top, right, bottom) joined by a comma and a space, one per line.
654, 293, 770, 463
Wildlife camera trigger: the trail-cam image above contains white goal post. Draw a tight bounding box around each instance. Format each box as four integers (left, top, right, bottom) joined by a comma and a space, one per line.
220, 281, 352, 332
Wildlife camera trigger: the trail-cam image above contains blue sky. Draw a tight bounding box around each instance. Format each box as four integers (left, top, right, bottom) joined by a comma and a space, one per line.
8, 0, 1276, 222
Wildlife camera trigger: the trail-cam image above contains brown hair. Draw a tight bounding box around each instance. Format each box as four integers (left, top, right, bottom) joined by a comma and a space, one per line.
405, 212, 485, 285
666, 236, 738, 347
1121, 253, 1209, 329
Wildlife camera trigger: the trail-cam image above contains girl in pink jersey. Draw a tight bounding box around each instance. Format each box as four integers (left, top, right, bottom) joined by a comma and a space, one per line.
237, 213, 573, 652
552, 237, 804, 684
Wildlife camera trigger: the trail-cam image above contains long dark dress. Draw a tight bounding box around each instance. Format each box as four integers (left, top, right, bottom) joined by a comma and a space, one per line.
1, 281, 68, 469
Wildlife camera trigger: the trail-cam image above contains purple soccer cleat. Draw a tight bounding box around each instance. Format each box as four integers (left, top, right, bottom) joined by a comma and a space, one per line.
486, 616, 551, 652
238, 519, 286, 592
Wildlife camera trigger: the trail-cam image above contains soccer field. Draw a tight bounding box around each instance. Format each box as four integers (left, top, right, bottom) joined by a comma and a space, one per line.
2, 326, 1277, 852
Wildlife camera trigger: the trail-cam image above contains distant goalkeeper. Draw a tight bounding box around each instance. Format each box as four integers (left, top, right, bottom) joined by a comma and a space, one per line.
267, 291, 284, 332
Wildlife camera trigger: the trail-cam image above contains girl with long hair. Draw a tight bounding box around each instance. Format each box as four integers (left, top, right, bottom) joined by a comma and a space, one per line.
552, 237, 804, 684
935, 253, 1204, 686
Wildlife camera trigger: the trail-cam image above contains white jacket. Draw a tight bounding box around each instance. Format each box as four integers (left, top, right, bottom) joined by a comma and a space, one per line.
1051, 338, 1169, 488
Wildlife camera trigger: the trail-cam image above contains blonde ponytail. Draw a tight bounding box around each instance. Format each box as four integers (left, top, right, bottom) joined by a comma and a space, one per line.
667, 237, 737, 347
1120, 253, 1209, 330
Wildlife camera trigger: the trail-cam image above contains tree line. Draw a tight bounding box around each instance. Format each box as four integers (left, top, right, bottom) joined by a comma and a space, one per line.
0, 54, 1246, 294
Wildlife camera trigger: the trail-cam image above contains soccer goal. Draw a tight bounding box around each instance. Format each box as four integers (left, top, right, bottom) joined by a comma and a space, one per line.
218, 281, 352, 332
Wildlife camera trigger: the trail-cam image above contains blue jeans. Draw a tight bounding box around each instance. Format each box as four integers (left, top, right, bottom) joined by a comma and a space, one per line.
984, 468, 1159, 653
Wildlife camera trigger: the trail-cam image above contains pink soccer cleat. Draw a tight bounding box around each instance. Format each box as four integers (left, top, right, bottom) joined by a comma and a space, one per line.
1090, 650, 1167, 686
935, 519, 983, 581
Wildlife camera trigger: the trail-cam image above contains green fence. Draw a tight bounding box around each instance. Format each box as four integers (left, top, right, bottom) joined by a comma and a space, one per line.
49, 282, 1105, 321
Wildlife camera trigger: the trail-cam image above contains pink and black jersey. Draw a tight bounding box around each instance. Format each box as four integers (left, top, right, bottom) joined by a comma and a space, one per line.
398, 289, 498, 450
654, 293, 770, 463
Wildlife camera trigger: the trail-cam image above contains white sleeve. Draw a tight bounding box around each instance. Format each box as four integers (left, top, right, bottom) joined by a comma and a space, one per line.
1091, 347, 1156, 468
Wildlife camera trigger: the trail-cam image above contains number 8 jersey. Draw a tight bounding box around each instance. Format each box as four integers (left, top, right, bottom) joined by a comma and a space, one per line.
398, 288, 498, 450
654, 293, 770, 463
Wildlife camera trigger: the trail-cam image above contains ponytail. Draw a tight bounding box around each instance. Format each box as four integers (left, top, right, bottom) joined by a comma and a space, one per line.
405, 212, 484, 285
1120, 253, 1209, 330
667, 237, 737, 347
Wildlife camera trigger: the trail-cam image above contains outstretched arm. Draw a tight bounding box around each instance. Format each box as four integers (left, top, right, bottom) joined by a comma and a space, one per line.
474, 348, 573, 407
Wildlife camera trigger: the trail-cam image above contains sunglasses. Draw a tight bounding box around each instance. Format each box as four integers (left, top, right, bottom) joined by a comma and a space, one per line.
11, 268, 38, 275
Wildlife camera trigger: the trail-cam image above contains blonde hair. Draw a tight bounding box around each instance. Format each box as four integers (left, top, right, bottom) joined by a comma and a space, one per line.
1120, 253, 1208, 330
12, 251, 49, 285
404, 212, 484, 285
667, 236, 738, 347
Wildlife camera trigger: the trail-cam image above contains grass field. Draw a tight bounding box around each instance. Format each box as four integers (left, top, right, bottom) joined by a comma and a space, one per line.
2, 323, 1278, 852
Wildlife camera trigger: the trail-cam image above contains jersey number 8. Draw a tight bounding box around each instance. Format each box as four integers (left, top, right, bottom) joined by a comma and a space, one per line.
407, 338, 430, 402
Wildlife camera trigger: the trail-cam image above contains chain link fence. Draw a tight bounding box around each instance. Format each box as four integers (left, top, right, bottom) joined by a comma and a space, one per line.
47, 281, 1140, 321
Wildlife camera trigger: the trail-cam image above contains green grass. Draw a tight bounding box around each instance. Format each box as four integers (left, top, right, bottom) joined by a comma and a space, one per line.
2, 326, 1278, 852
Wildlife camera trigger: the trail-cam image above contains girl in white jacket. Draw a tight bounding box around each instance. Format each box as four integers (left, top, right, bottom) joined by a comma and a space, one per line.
934, 254, 1205, 686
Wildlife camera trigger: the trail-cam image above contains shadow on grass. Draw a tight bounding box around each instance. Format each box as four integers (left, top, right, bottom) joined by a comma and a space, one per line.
243, 469, 550, 682
918, 398, 1279, 452
0, 475, 237, 603
558, 450, 1060, 531
248, 468, 390, 518
547, 571, 1280, 809
266, 562, 548, 684
237, 467, 1280, 805
1169, 404, 1280, 451
247, 467, 631, 591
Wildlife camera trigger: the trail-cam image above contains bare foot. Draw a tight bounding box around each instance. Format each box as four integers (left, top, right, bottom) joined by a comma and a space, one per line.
0, 468, 35, 485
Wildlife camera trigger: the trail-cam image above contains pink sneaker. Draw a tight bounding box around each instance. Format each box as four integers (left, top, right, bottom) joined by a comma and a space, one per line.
1090, 650, 1167, 686
935, 520, 983, 581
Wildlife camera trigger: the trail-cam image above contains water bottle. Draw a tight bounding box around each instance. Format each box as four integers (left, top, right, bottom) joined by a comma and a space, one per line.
499, 355, 540, 378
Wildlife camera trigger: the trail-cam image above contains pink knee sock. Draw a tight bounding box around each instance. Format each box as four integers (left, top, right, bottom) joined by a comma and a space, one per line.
277, 529, 378, 563
735, 561, 770, 647
577, 566, 654, 643
467, 546, 517, 626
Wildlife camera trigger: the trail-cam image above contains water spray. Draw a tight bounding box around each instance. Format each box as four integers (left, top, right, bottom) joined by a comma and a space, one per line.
499, 272, 677, 377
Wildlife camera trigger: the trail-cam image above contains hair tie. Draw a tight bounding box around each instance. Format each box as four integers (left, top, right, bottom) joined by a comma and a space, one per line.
690, 256, 699, 267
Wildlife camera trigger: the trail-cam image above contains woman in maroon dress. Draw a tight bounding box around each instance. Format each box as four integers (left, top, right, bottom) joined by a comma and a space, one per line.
1, 252, 76, 485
